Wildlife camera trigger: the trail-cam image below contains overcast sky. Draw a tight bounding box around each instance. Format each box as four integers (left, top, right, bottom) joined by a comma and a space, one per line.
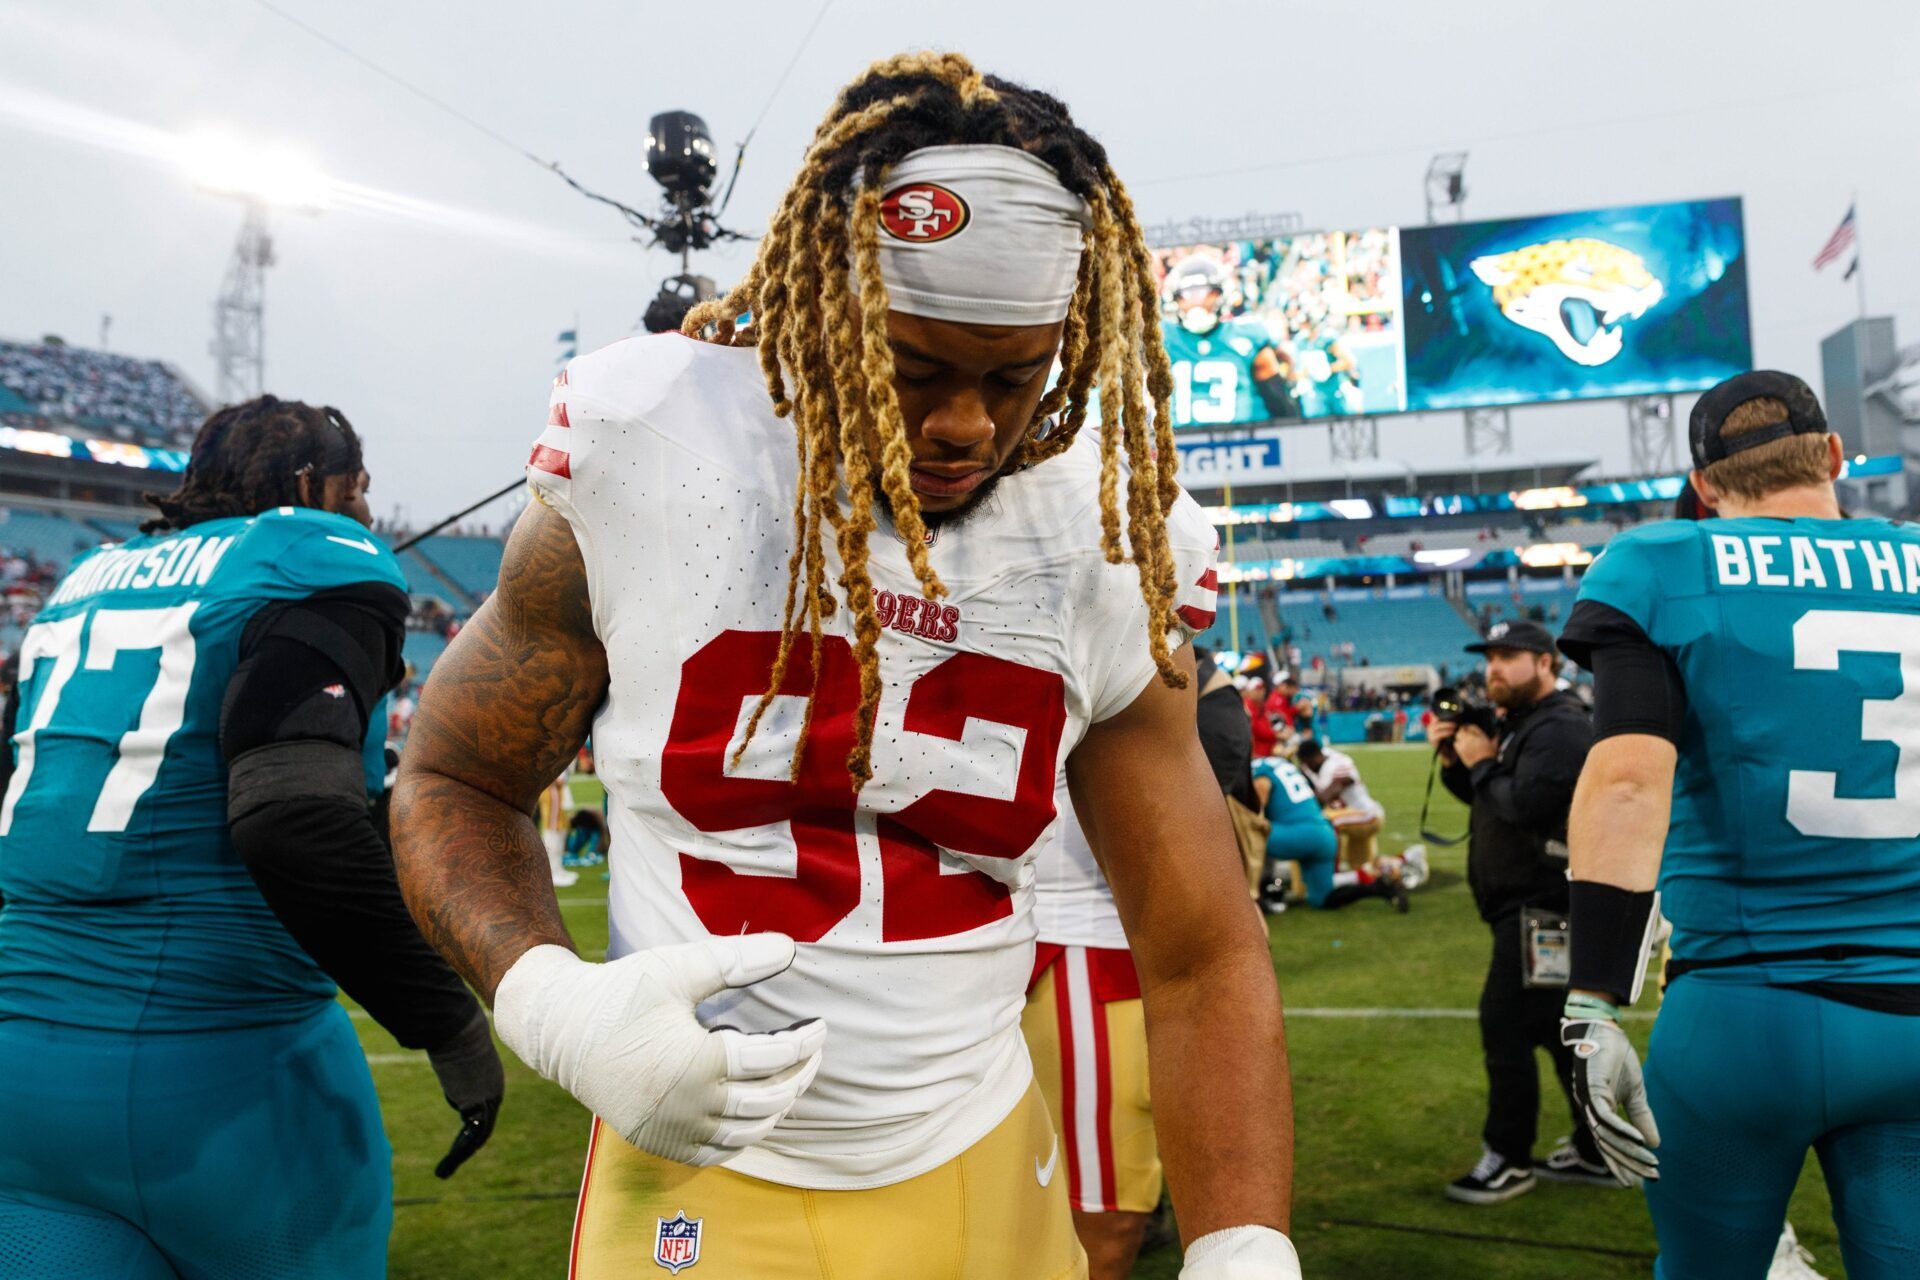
2, 0, 1915, 524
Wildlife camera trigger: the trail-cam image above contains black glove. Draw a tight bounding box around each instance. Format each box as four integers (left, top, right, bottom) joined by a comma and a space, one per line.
428, 1006, 505, 1179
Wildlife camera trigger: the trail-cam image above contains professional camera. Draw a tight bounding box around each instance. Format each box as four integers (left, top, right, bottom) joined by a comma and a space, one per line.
1431, 684, 1498, 738
1421, 684, 1497, 846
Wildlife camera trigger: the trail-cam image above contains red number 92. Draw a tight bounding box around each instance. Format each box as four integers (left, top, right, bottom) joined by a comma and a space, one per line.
660, 630, 1067, 943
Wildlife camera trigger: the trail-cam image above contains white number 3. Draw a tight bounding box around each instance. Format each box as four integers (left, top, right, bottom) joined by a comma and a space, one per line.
1787, 609, 1920, 839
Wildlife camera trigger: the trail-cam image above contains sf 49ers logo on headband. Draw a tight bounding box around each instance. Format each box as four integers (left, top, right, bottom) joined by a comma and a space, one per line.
880, 183, 970, 243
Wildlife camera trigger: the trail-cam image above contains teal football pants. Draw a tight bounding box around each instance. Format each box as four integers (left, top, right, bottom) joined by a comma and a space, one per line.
0, 1003, 390, 1279
1265, 822, 1339, 907
1647, 978, 1920, 1280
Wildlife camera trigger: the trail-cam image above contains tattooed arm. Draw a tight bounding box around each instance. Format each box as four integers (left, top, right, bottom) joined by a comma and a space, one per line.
391, 500, 608, 1000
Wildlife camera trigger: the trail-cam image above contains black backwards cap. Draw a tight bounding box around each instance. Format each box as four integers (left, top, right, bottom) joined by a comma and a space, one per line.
1688, 370, 1827, 469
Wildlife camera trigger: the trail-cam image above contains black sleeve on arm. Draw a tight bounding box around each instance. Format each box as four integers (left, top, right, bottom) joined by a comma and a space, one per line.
1560, 600, 1688, 744
1196, 684, 1254, 797
223, 582, 482, 1052
0, 677, 18, 797
1468, 708, 1594, 835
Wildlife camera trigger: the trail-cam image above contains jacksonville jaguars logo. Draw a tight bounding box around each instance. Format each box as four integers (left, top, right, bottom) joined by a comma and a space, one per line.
1469, 238, 1664, 368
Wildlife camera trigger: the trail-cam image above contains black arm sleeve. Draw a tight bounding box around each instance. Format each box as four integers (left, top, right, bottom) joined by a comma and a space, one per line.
1197, 687, 1256, 804
0, 676, 17, 799
1562, 600, 1688, 743
223, 582, 481, 1052
1438, 757, 1474, 805
1467, 710, 1594, 835
1, 673, 14, 906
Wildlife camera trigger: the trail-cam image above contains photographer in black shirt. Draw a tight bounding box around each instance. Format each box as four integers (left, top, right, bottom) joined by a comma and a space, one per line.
1432, 619, 1604, 1204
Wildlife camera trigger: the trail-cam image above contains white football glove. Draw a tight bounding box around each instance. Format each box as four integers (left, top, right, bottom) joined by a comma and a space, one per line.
1180, 1226, 1302, 1279
1561, 1016, 1660, 1185
493, 935, 826, 1167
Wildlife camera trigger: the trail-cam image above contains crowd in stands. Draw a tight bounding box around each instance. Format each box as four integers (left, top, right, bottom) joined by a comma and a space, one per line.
0, 340, 205, 448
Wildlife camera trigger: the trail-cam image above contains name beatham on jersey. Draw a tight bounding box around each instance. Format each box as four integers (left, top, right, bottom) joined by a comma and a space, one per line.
44, 534, 235, 608
1709, 532, 1920, 594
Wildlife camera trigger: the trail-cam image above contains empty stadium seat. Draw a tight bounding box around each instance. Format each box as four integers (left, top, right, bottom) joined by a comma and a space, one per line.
403, 630, 449, 674
1275, 587, 1480, 670
412, 536, 504, 601
0, 508, 109, 567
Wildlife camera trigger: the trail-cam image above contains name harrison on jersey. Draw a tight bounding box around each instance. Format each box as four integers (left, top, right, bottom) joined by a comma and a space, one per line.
873, 589, 961, 643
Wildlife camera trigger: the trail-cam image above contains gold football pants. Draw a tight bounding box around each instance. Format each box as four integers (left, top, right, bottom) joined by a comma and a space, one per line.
569, 1083, 1086, 1279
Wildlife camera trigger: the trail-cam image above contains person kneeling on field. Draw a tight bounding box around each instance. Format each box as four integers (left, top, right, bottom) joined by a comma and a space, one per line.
1253, 758, 1405, 913
1294, 737, 1387, 876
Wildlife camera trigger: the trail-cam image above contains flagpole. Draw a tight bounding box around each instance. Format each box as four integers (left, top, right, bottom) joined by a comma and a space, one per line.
1853, 193, 1867, 320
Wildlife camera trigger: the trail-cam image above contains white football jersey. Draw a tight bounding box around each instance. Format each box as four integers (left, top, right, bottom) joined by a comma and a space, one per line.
1032, 772, 1128, 950
525, 335, 1217, 1189
1311, 748, 1384, 820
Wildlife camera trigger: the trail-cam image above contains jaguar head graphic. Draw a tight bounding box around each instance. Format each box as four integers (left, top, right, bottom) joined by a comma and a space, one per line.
1469, 238, 1664, 367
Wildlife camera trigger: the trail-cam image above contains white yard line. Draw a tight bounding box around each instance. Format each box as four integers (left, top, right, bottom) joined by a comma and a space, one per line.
1285, 1006, 1655, 1022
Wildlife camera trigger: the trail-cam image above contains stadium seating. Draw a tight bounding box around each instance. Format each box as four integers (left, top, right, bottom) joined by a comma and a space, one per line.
403, 629, 449, 673
0, 340, 205, 449
1464, 579, 1583, 630
88, 517, 145, 543
1276, 587, 1481, 670
411, 536, 504, 602
0, 508, 109, 567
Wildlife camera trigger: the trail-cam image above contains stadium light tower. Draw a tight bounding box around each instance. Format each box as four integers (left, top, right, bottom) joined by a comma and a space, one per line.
1626, 395, 1677, 475
180, 131, 330, 405
211, 206, 272, 404
1424, 152, 1468, 225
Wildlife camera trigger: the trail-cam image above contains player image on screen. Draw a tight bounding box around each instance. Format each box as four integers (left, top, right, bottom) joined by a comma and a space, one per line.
1159, 254, 1300, 425
1155, 229, 1405, 428
1285, 311, 1359, 419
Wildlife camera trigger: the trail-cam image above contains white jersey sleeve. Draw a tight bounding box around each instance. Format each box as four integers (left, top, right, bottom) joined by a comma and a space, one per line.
1081, 481, 1220, 723
1031, 770, 1128, 949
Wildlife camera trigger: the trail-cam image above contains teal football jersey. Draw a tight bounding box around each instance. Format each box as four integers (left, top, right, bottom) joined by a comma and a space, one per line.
1255, 758, 1328, 830
1163, 317, 1276, 426
1291, 332, 1353, 419
1575, 517, 1920, 982
0, 508, 408, 1031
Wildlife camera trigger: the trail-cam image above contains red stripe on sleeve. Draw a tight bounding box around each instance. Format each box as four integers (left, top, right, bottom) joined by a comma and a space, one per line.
548, 400, 571, 428
528, 443, 572, 479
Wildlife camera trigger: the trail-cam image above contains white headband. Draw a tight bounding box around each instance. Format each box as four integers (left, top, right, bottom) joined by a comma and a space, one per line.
860, 144, 1091, 326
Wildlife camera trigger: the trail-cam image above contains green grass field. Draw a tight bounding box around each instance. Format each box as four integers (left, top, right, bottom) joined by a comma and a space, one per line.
359, 746, 1846, 1278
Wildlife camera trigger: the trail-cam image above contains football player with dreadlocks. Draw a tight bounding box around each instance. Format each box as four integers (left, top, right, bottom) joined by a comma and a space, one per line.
0, 398, 502, 1279
394, 53, 1295, 1280
1160, 255, 1299, 425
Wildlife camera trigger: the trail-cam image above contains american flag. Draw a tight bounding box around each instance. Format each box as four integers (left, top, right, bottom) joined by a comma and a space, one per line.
1813, 204, 1856, 271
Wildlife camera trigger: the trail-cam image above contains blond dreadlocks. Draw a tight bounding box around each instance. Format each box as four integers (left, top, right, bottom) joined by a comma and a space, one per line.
684, 52, 1187, 789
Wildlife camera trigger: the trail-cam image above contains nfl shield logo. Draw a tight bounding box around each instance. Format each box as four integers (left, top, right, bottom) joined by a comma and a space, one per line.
654, 1212, 703, 1274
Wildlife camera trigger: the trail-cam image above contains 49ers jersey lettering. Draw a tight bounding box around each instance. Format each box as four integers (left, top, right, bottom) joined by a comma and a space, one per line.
661, 630, 1067, 943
